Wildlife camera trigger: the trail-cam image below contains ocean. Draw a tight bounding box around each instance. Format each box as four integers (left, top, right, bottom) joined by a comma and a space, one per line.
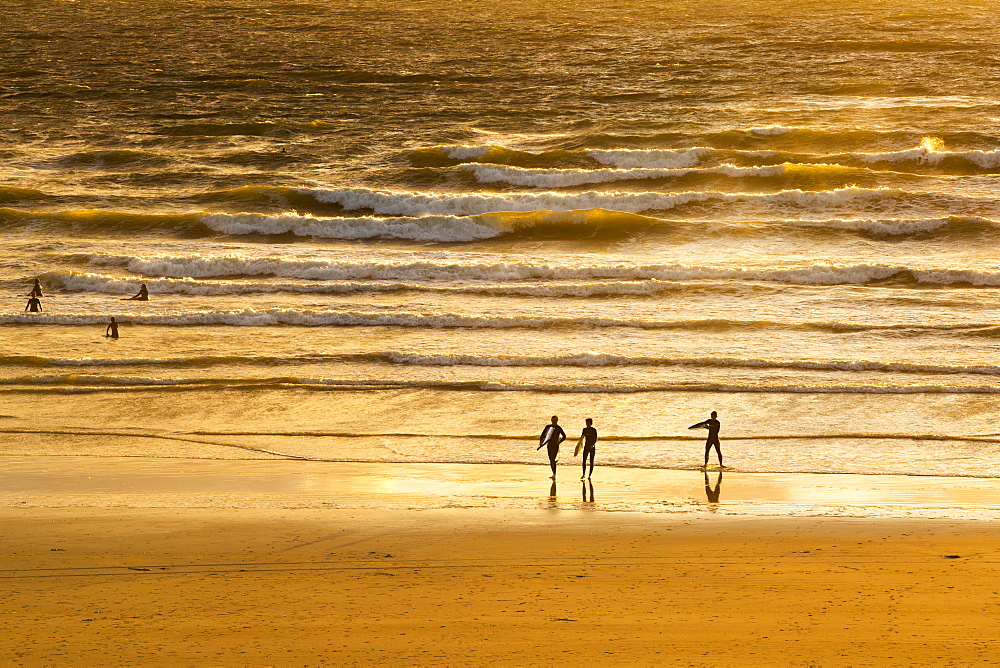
4, 0, 1000, 479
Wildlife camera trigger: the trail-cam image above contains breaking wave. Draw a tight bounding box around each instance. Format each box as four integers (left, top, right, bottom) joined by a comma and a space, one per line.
81, 253, 1000, 287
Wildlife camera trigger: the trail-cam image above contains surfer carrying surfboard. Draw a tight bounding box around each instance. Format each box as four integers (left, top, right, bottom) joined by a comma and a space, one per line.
536, 415, 566, 480
689, 410, 723, 470
579, 418, 598, 480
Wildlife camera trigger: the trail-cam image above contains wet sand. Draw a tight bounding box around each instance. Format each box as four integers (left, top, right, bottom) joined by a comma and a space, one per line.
3, 457, 1000, 665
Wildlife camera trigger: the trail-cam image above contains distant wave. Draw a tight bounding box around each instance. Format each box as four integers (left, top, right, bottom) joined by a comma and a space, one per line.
7, 351, 1000, 377
10, 204, 1000, 244
4, 373, 1000, 395
82, 253, 1000, 287
297, 185, 976, 218
3, 309, 999, 337
201, 208, 658, 241
459, 161, 876, 188
44, 270, 720, 298
410, 142, 1000, 175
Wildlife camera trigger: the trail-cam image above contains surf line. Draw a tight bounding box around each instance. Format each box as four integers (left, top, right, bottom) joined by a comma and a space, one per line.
0, 428, 312, 461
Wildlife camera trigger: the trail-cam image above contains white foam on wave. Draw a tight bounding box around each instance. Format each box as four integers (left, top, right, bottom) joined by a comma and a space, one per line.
382, 352, 1000, 376
442, 144, 494, 160
856, 145, 1000, 169
84, 252, 1000, 287
585, 147, 712, 168
750, 126, 796, 135
460, 163, 787, 187
297, 185, 905, 217
201, 212, 501, 242
47, 270, 687, 298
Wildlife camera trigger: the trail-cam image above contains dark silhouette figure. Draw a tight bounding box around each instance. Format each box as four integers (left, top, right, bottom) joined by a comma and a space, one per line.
536, 415, 566, 479
547, 480, 558, 508
581, 480, 595, 503
689, 410, 722, 470
25, 295, 42, 312
31, 279, 42, 297
126, 284, 148, 301
580, 417, 598, 480
704, 470, 722, 504
105, 317, 119, 339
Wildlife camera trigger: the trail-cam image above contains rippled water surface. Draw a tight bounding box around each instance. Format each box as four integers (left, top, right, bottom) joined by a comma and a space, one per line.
4, 0, 1000, 477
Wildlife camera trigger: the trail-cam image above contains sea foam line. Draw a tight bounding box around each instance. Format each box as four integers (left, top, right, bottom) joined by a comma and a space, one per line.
4, 375, 1000, 395
81, 253, 1000, 287
8, 352, 1000, 376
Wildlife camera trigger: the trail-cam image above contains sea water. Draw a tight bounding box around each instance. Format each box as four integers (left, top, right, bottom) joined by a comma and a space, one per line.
3, 0, 1000, 478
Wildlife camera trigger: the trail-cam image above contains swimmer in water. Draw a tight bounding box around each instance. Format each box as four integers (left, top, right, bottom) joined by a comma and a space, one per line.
536, 415, 566, 479
126, 283, 148, 301
689, 410, 723, 470
25, 294, 42, 312
105, 317, 119, 339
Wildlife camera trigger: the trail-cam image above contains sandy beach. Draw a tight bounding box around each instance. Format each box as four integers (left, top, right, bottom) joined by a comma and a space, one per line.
3, 456, 1000, 665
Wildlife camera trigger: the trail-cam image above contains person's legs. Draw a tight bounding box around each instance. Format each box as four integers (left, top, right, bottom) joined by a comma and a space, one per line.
584, 447, 595, 478
547, 443, 559, 478
709, 438, 722, 466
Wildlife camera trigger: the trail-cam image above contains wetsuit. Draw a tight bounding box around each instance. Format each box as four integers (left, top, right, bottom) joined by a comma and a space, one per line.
106, 321, 119, 339
690, 417, 722, 467
581, 425, 597, 478
539, 423, 566, 476
25, 296, 42, 312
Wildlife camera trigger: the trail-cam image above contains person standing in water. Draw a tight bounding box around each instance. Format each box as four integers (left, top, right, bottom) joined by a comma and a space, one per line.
536, 415, 566, 479
689, 410, 723, 470
30, 279, 42, 297
580, 417, 598, 480
25, 293, 42, 312
105, 317, 119, 339
126, 283, 148, 301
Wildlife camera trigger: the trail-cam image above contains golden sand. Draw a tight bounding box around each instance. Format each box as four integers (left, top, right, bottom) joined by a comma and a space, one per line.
3, 491, 1000, 664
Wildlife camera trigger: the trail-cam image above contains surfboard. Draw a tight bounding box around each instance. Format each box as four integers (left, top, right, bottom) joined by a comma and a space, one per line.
573, 436, 585, 456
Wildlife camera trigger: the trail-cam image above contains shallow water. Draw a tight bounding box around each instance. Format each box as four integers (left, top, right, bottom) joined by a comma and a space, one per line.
4, 0, 1000, 477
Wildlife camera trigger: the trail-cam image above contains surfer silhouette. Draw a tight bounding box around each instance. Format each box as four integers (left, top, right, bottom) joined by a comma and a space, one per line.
580, 418, 598, 480
704, 470, 722, 504
689, 410, 723, 470
25, 294, 42, 312
536, 415, 566, 479
30, 279, 42, 297
105, 317, 119, 339
126, 283, 148, 301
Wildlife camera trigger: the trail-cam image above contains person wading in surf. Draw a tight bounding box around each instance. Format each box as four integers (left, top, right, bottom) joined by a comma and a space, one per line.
689, 410, 723, 470
126, 283, 149, 301
537, 415, 566, 480
105, 317, 119, 339
25, 293, 42, 312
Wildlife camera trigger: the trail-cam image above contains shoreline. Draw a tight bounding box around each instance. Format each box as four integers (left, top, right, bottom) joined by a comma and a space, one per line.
4, 455, 1000, 519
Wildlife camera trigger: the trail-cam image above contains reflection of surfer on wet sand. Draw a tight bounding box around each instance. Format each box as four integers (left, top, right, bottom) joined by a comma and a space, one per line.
689, 410, 724, 471
704, 470, 722, 504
